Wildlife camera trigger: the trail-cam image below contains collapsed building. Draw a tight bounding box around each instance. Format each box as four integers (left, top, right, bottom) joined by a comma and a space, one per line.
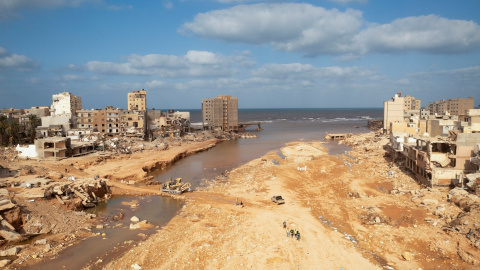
391, 108, 480, 191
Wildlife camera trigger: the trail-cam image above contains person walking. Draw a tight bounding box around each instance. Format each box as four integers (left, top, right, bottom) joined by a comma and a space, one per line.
290, 229, 294, 238
286, 227, 290, 237
283, 221, 286, 229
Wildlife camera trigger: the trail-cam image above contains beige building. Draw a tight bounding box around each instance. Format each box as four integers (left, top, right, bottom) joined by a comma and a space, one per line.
383, 92, 405, 134
76, 106, 121, 136
404, 95, 421, 110
121, 110, 146, 137
76, 109, 106, 132
128, 89, 147, 111
427, 97, 474, 119
202, 95, 238, 131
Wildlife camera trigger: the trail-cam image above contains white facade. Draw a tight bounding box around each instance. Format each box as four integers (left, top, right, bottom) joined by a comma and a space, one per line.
51, 92, 82, 116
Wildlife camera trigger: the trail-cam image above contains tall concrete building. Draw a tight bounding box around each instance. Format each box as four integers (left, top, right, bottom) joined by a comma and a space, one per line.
202, 95, 238, 131
51, 92, 82, 116
427, 97, 474, 118
128, 89, 147, 111
383, 92, 405, 134
404, 95, 421, 110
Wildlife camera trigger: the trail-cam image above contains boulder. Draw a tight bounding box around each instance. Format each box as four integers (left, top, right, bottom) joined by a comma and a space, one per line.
0, 246, 20, 256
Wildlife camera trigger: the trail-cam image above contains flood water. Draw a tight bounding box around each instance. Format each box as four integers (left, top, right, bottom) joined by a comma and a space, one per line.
32, 196, 182, 270
36, 108, 382, 269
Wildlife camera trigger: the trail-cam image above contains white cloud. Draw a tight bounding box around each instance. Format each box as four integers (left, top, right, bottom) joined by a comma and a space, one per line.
0, 47, 37, 71
411, 66, 480, 79
355, 15, 480, 54
252, 63, 377, 82
181, 3, 363, 56
181, 3, 480, 56
78, 51, 250, 78
185, 50, 224, 65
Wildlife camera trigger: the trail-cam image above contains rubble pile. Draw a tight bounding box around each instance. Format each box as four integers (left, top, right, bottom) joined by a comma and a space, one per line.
46, 178, 111, 209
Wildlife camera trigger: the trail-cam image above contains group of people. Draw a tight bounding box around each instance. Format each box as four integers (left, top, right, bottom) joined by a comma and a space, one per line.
283, 221, 300, 240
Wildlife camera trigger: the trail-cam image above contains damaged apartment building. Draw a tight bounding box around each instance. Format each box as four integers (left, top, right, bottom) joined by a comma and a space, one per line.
385, 92, 479, 190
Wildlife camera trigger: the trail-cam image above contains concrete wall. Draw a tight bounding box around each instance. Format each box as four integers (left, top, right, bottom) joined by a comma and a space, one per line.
16, 144, 38, 158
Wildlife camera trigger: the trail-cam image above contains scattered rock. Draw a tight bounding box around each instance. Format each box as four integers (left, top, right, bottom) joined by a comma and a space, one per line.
0, 259, 12, 267
402, 251, 414, 261
131, 263, 142, 269
0, 246, 21, 256
130, 216, 140, 223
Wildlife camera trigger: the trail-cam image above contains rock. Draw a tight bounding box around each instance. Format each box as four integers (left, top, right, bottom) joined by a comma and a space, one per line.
0, 246, 20, 256
44, 244, 51, 252
35, 239, 47, 245
130, 216, 140, 222
130, 223, 140, 230
402, 252, 414, 261
96, 225, 104, 229
131, 263, 142, 269
421, 199, 438, 206
375, 217, 381, 223
0, 259, 12, 267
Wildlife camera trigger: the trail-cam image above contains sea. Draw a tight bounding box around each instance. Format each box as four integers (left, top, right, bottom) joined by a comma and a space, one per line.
36, 108, 383, 269
151, 108, 383, 188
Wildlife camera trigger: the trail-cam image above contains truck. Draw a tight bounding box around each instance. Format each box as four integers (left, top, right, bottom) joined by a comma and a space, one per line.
271, 195, 285, 205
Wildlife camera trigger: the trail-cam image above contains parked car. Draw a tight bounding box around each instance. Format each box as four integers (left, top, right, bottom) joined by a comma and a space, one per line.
271, 195, 285, 204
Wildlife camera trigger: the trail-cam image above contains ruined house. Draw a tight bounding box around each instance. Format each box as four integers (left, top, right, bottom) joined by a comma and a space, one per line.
391, 133, 480, 187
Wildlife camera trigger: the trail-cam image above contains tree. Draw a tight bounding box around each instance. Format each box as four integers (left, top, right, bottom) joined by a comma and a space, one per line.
6, 120, 19, 146
0, 115, 7, 146
27, 114, 41, 143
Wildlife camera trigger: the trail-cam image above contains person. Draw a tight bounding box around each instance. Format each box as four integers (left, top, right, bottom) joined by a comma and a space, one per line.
296, 231, 301, 241
240, 201, 244, 208
290, 229, 294, 238
286, 227, 290, 237
294, 228, 297, 236
283, 221, 286, 229
235, 198, 238, 206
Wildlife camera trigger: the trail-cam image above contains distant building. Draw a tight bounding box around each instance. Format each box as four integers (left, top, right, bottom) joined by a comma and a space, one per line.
383, 92, 405, 134
427, 97, 474, 121
51, 92, 82, 116
121, 110, 146, 137
202, 95, 238, 132
28, 106, 51, 118
75, 106, 121, 136
404, 95, 421, 110
128, 89, 147, 111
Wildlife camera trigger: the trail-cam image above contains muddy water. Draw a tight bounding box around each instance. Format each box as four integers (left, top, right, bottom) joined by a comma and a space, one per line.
33, 195, 182, 270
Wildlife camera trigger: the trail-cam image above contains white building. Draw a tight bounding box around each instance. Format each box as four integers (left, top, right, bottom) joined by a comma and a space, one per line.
51, 92, 82, 116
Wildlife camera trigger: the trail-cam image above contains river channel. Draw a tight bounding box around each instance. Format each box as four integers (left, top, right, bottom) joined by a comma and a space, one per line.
35, 108, 382, 269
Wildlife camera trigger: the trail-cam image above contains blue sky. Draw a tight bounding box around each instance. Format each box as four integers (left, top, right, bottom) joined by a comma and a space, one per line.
1, 0, 479, 110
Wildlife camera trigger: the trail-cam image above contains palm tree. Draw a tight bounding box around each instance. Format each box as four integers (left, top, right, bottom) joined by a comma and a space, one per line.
0, 115, 7, 146
28, 114, 41, 143
6, 120, 19, 146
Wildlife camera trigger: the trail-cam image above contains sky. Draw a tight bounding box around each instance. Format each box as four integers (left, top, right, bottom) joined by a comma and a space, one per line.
0, 0, 479, 110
